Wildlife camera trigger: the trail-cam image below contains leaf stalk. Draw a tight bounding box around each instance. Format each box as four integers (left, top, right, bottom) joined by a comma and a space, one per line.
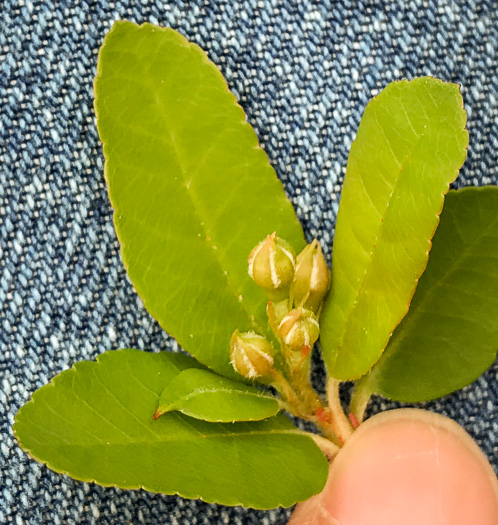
349, 377, 373, 424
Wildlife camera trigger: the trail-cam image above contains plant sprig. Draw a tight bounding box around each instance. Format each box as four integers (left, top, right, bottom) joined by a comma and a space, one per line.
13, 20, 498, 511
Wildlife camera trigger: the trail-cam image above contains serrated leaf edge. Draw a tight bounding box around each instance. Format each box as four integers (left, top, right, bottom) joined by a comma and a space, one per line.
93, 21, 303, 358
327, 77, 469, 380
365, 186, 498, 402
13, 348, 322, 509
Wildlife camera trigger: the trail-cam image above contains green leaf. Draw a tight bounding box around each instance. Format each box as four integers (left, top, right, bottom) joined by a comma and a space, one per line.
155, 368, 280, 422
94, 21, 305, 379
320, 77, 468, 380
361, 187, 498, 402
14, 350, 328, 509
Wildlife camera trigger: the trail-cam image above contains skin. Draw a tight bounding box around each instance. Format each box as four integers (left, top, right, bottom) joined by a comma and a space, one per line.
289, 408, 498, 525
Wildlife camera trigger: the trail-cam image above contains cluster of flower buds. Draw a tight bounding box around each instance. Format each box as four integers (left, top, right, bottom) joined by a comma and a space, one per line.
229, 330, 275, 380
231, 234, 330, 380
247, 232, 330, 310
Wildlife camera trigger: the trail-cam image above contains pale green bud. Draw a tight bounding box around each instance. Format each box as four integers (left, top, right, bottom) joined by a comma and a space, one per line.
248, 233, 295, 300
230, 330, 275, 379
291, 239, 330, 312
278, 308, 320, 352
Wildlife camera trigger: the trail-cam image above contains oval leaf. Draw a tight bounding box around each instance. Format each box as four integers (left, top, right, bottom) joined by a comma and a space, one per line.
94, 21, 305, 378
155, 368, 280, 422
321, 77, 468, 380
362, 187, 498, 402
14, 350, 328, 509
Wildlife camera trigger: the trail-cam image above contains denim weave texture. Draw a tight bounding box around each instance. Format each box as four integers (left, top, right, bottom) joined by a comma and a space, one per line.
1, 0, 497, 523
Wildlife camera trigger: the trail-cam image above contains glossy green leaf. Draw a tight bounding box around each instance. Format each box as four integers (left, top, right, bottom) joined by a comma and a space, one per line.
14, 350, 328, 509
321, 77, 468, 380
94, 21, 305, 379
361, 187, 498, 402
155, 368, 280, 422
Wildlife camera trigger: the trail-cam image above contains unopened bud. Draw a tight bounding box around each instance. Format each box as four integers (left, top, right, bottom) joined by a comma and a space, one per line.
278, 308, 320, 352
291, 240, 330, 312
230, 330, 275, 379
248, 233, 295, 300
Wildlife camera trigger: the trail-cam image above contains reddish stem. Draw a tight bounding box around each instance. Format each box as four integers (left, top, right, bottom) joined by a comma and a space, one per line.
349, 412, 360, 429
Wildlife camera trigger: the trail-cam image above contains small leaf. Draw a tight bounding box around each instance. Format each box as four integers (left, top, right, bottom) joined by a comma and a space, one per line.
94, 21, 305, 378
155, 368, 280, 422
362, 187, 498, 402
14, 350, 328, 509
321, 77, 468, 380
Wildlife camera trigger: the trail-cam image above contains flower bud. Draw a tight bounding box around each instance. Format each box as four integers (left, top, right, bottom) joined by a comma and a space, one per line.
230, 330, 275, 379
278, 308, 320, 352
291, 239, 330, 312
248, 233, 295, 300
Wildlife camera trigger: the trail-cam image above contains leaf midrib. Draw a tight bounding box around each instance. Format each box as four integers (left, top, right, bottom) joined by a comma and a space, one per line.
163, 387, 277, 407
150, 65, 263, 334
102, 50, 264, 335
333, 117, 427, 360
20, 425, 306, 448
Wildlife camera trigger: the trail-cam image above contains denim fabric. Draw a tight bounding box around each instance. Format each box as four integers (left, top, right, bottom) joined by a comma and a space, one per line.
1, 0, 497, 523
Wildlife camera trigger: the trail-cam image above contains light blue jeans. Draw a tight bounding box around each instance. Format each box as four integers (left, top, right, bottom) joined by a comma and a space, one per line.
1, 0, 496, 523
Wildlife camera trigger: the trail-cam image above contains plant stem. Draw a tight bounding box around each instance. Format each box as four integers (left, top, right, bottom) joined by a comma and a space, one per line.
270, 369, 344, 446
270, 370, 301, 407
307, 433, 340, 459
269, 318, 355, 446
349, 377, 373, 424
313, 417, 342, 447
326, 378, 354, 443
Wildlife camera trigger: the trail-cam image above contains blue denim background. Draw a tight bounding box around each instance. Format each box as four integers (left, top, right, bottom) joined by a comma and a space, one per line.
1, 0, 497, 523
